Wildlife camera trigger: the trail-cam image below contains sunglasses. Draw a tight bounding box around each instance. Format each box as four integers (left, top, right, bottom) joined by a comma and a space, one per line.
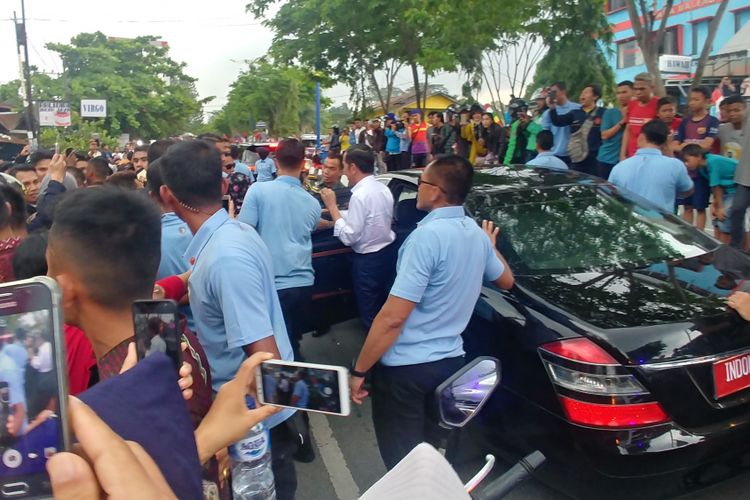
418, 177, 446, 193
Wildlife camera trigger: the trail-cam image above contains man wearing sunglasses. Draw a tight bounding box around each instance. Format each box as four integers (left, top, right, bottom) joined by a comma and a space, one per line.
348, 154, 514, 469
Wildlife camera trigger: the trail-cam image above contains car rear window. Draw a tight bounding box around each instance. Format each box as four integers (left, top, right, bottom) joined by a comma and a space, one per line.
466, 184, 718, 275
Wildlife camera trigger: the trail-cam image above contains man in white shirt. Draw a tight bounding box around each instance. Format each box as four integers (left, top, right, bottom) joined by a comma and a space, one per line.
321, 144, 397, 329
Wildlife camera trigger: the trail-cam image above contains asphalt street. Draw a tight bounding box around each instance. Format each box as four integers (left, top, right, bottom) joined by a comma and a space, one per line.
293, 318, 750, 500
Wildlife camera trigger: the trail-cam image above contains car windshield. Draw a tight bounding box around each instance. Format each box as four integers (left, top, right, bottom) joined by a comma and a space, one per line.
466, 184, 719, 275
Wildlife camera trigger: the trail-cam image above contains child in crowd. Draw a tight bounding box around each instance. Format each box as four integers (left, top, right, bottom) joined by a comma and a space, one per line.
682, 144, 738, 244
656, 96, 681, 157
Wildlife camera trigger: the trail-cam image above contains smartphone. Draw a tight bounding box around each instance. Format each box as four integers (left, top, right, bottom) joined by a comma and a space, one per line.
257, 360, 350, 416
53, 143, 59, 155
132, 300, 181, 372
0, 277, 69, 499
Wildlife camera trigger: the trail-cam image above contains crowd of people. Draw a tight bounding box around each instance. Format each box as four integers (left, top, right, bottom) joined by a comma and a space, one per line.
0, 70, 745, 497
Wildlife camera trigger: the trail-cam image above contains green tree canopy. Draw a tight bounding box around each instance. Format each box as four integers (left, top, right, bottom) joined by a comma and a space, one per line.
40, 32, 207, 140
210, 61, 330, 137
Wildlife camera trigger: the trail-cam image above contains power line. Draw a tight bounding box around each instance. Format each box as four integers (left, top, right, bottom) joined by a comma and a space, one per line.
0, 17, 263, 27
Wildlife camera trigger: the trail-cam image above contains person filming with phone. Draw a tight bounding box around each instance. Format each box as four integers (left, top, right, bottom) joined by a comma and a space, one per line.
348, 155, 514, 469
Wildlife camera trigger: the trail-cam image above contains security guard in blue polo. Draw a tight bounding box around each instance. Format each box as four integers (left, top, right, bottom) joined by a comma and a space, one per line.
347, 154, 514, 469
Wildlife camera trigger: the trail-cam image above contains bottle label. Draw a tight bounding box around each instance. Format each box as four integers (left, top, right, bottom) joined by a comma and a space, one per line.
229, 425, 270, 462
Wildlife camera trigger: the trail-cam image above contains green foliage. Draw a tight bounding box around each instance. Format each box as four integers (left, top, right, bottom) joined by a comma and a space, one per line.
527, 37, 616, 104
0, 81, 23, 109
209, 61, 331, 137
39, 32, 204, 140
38, 113, 118, 151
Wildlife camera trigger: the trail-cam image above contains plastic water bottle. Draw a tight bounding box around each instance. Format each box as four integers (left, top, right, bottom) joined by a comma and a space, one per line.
229, 403, 276, 499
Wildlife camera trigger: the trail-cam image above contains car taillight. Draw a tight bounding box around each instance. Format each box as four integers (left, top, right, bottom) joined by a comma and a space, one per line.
540, 338, 670, 429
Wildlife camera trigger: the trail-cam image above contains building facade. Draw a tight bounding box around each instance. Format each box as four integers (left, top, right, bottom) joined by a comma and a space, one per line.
605, 0, 750, 91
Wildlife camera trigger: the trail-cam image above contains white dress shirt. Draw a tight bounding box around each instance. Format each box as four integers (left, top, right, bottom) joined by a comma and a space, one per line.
334, 175, 395, 254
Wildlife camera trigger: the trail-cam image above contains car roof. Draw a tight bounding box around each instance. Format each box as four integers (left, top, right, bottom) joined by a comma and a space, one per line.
381, 165, 611, 193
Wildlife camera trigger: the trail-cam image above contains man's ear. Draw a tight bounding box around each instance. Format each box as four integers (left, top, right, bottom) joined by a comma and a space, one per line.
54, 272, 81, 326
160, 185, 178, 212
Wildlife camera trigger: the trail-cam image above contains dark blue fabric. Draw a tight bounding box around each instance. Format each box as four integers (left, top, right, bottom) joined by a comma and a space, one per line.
80, 353, 202, 500
352, 244, 397, 330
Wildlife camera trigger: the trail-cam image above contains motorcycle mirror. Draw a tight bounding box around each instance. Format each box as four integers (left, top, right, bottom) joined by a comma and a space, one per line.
435, 356, 500, 428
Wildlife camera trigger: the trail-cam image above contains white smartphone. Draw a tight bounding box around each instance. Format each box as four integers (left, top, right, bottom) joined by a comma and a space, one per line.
256, 360, 351, 416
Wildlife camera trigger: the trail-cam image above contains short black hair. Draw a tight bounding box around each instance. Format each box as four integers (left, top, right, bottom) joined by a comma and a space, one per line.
550, 81, 567, 91
12, 231, 48, 280
537, 130, 554, 151
28, 150, 53, 169
721, 94, 746, 107
681, 143, 707, 159
8, 163, 36, 178
133, 145, 149, 155
690, 86, 711, 100
146, 158, 165, 198
105, 171, 139, 190
257, 147, 270, 160
617, 80, 634, 89
276, 139, 306, 169
68, 167, 86, 186
640, 120, 669, 146
196, 133, 224, 144
230, 145, 241, 160
89, 138, 100, 146
88, 157, 111, 182
326, 153, 343, 168
344, 144, 375, 174
657, 96, 676, 109
429, 155, 474, 205
585, 84, 602, 99
49, 187, 161, 308
433, 113, 445, 123
0, 184, 26, 231
148, 139, 174, 163
160, 140, 223, 208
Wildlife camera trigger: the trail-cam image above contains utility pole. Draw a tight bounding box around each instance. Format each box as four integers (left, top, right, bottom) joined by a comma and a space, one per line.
14, 0, 37, 145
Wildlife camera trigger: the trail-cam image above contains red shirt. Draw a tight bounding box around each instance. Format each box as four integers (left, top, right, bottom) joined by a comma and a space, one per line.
626, 97, 659, 157
667, 117, 682, 141
64, 325, 96, 395
0, 237, 22, 284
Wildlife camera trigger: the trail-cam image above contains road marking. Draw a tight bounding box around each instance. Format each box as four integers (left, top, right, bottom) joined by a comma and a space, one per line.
309, 412, 360, 499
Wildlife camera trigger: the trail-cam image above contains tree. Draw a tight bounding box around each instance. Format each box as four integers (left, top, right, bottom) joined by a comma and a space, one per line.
693, 0, 731, 88
482, 35, 547, 107
0, 81, 23, 109
624, 0, 676, 96
248, 0, 529, 114
210, 60, 330, 137
528, 36, 616, 103
42, 32, 205, 139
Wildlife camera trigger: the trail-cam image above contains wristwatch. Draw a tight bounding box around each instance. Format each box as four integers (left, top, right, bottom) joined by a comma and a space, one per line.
350, 360, 367, 378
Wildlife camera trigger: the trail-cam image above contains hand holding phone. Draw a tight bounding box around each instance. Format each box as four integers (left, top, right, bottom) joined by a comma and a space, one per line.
256, 360, 350, 416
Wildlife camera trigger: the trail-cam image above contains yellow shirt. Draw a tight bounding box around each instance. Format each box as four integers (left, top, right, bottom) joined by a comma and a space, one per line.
340, 134, 351, 151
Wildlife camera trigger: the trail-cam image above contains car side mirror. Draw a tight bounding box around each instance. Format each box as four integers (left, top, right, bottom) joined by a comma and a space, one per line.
435, 356, 501, 428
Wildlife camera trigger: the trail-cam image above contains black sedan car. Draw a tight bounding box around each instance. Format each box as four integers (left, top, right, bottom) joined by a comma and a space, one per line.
310, 165, 750, 497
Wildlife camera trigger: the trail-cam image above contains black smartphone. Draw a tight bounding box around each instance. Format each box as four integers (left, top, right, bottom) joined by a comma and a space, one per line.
0, 277, 69, 499
132, 300, 181, 372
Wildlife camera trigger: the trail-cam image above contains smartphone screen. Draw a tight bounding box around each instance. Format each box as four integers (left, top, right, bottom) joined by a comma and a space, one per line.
0, 278, 67, 499
132, 300, 181, 372
258, 360, 350, 416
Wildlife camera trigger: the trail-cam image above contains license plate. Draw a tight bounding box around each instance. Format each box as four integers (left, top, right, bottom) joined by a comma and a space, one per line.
714, 353, 750, 399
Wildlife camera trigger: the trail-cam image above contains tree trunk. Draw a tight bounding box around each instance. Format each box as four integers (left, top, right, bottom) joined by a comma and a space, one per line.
369, 72, 387, 114
693, 0, 730, 87
410, 62, 422, 112
625, 0, 674, 97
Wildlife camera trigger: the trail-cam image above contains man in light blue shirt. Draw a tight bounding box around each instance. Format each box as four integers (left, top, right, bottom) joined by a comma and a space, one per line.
230, 145, 254, 180
526, 130, 569, 170
254, 147, 276, 182
159, 139, 298, 499
146, 160, 195, 330
348, 155, 514, 469
239, 139, 321, 359
609, 120, 694, 211
541, 81, 581, 165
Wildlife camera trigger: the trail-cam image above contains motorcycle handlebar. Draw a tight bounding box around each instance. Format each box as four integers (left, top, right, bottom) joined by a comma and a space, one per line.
473, 451, 545, 499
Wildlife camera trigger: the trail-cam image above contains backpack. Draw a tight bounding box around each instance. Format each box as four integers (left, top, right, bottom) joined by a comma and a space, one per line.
568, 108, 603, 163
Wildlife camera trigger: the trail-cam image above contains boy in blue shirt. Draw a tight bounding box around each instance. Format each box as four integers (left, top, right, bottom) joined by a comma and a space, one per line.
254, 147, 276, 182
682, 143, 738, 244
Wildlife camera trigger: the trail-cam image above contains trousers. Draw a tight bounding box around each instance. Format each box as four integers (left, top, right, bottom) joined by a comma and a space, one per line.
352, 244, 396, 330
277, 286, 313, 361
371, 356, 465, 470
730, 184, 750, 249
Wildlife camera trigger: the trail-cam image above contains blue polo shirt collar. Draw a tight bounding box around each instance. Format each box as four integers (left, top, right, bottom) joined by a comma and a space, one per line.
635, 148, 663, 156
184, 209, 229, 266
276, 175, 302, 187
418, 205, 465, 227
536, 152, 555, 157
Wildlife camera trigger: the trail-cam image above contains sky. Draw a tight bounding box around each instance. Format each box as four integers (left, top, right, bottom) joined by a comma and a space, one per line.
0, 0, 508, 115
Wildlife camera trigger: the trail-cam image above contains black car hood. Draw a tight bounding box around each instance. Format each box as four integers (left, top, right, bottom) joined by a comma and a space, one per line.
517, 245, 750, 362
